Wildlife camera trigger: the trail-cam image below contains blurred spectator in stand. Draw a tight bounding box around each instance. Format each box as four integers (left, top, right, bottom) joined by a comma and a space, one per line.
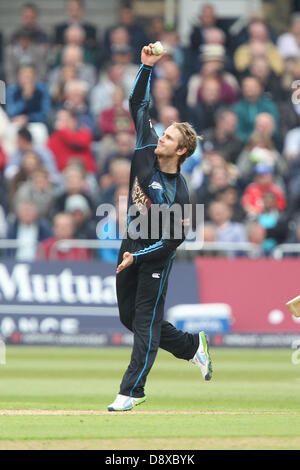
64, 79, 97, 134
237, 130, 287, 189
202, 108, 243, 164
277, 13, 300, 59
98, 158, 130, 206
189, 4, 227, 54
159, 27, 185, 68
100, 25, 132, 68
233, 76, 278, 143
52, 24, 97, 68
4, 29, 48, 85
187, 44, 239, 108
196, 157, 236, 211
234, 20, 284, 75
6, 199, 52, 260
53, 162, 94, 216
255, 191, 288, 255
215, 186, 246, 223
48, 44, 96, 96
97, 184, 128, 263
254, 112, 283, 153
10, 3, 49, 45
245, 56, 284, 101
110, 45, 138, 90
50, 79, 97, 137
89, 63, 126, 119
118, 5, 149, 62
7, 150, 42, 211
47, 108, 96, 175
103, 6, 149, 65
65, 193, 96, 239
149, 78, 174, 123
202, 223, 216, 243
98, 85, 135, 137
190, 146, 223, 197
6, 64, 50, 125
37, 212, 91, 261
50, 64, 77, 107
14, 167, 56, 221
205, 26, 226, 46
241, 163, 286, 218
189, 76, 222, 134
155, 59, 189, 120
4, 126, 59, 186
207, 199, 248, 244
99, 130, 135, 178
54, 0, 97, 52
6, 3, 49, 84
147, 17, 164, 44
247, 221, 266, 255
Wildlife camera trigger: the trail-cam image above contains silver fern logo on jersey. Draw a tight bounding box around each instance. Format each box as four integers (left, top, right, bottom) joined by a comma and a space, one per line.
149, 181, 163, 190
152, 273, 161, 278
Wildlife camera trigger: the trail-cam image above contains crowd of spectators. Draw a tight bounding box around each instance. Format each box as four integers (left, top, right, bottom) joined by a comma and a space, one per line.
1, 0, 300, 261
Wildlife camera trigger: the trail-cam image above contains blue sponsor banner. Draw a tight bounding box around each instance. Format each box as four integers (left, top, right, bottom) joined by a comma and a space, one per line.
174, 317, 231, 335
0, 260, 198, 346
166, 303, 232, 335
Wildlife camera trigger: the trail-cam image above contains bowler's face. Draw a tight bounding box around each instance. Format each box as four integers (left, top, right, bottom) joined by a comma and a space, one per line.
155, 125, 182, 158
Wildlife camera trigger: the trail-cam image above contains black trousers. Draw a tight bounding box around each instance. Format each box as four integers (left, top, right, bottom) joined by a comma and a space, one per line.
116, 239, 199, 398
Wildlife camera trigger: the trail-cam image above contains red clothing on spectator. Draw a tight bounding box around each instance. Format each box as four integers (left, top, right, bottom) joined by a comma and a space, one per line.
47, 128, 96, 172
197, 79, 239, 106
37, 237, 91, 260
99, 107, 135, 135
242, 182, 286, 214
0, 143, 7, 171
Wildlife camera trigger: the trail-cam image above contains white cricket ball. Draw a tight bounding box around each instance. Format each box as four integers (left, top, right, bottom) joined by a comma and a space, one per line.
152, 41, 164, 56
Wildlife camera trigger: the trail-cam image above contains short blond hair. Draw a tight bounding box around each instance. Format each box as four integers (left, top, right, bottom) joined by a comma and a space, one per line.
172, 122, 199, 166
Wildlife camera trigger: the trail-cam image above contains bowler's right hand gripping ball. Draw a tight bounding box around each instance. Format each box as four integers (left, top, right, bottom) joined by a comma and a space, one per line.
152, 41, 164, 56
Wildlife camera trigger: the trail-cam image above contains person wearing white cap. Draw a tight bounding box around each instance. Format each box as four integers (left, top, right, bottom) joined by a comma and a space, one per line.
187, 44, 239, 108
65, 193, 96, 240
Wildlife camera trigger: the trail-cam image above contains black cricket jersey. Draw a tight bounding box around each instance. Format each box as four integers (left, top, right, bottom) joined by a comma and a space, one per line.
127, 64, 190, 264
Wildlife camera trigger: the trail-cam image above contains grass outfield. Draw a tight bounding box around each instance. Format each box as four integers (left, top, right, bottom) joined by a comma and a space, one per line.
0, 346, 300, 449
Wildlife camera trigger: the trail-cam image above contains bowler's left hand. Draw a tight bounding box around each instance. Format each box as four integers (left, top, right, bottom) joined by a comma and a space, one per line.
116, 252, 134, 274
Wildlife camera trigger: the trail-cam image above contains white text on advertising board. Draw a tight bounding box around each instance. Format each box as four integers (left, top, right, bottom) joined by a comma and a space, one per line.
0, 264, 117, 304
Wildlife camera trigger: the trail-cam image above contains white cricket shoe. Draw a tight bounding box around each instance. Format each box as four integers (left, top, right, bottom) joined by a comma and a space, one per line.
107, 394, 146, 412
190, 331, 213, 381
